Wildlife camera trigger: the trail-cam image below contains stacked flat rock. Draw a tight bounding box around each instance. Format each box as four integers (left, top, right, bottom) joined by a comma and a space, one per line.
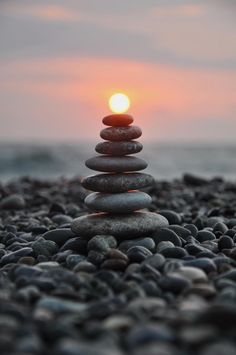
71, 113, 168, 238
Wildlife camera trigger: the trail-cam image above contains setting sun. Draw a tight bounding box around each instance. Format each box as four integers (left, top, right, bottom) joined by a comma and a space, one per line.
108, 93, 130, 113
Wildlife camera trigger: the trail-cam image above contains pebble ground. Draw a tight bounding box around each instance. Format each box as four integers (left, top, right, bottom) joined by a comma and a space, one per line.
0, 174, 236, 355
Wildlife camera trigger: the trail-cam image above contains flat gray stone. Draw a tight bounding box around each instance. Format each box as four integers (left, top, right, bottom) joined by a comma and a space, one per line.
95, 141, 143, 156
82, 172, 154, 193
71, 212, 169, 239
85, 156, 147, 172
85, 191, 152, 213
100, 126, 142, 141
102, 114, 133, 126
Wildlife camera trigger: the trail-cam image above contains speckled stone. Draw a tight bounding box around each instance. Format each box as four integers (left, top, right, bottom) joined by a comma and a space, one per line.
85, 156, 147, 172
71, 212, 169, 239
95, 141, 143, 156
85, 191, 152, 213
102, 114, 134, 127
82, 173, 154, 193
100, 126, 142, 141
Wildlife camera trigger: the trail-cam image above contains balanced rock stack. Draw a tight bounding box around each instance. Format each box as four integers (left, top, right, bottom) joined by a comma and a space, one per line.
71, 114, 168, 238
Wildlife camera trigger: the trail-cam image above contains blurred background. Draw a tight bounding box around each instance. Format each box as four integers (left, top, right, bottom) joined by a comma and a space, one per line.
0, 0, 235, 181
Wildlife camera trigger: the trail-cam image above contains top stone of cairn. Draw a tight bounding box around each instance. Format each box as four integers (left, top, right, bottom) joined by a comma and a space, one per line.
102, 114, 134, 127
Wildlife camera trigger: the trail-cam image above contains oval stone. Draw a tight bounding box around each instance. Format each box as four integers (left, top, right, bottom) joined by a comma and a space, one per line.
82, 172, 154, 193
71, 212, 169, 239
100, 126, 142, 141
85, 156, 147, 172
85, 191, 152, 213
102, 114, 134, 127
95, 141, 143, 156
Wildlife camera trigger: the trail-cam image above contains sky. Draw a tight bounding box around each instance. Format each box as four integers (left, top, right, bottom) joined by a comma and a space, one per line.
0, 0, 235, 143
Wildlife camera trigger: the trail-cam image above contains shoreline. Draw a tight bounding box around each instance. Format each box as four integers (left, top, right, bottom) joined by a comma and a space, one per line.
0, 175, 236, 354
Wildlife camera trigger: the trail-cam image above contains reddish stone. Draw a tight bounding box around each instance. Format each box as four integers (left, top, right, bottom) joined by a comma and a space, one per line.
102, 114, 134, 127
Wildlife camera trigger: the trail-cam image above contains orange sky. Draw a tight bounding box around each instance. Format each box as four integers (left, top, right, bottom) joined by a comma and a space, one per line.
0, 1, 235, 143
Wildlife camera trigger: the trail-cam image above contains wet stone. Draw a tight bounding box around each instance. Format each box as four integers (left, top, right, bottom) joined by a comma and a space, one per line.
87, 235, 117, 254
158, 210, 182, 225
82, 172, 154, 193
102, 113, 134, 126
100, 125, 142, 141
85, 191, 152, 213
85, 156, 148, 173
71, 212, 168, 239
119, 237, 156, 253
95, 140, 143, 156
42, 228, 75, 247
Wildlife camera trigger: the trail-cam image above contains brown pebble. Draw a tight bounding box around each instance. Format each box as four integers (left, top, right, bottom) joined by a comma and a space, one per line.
101, 258, 128, 271
18, 256, 36, 265
106, 248, 129, 262
102, 114, 134, 127
100, 126, 142, 141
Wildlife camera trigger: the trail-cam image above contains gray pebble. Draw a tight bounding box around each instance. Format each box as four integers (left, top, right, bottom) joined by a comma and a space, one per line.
85, 191, 152, 213
85, 156, 147, 172
100, 125, 142, 141
95, 140, 142, 155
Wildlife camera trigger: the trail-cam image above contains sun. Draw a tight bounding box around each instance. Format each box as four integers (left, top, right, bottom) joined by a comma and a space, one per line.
108, 93, 130, 114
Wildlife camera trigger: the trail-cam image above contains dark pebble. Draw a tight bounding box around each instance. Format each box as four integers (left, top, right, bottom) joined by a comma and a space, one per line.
158, 210, 182, 225
42, 228, 75, 246
152, 228, 182, 247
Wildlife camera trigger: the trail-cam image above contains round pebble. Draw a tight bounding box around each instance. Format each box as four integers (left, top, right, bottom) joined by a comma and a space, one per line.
95, 141, 143, 156
85, 191, 152, 213
100, 125, 142, 141
82, 172, 154, 193
85, 156, 147, 172
71, 212, 169, 239
102, 114, 134, 126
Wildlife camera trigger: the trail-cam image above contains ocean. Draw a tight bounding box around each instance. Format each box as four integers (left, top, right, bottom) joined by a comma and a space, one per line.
0, 142, 235, 181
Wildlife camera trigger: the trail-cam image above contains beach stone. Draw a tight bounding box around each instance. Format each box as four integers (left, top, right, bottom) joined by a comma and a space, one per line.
102, 113, 134, 126
127, 246, 153, 262
184, 258, 216, 273
218, 235, 234, 250
100, 125, 142, 141
160, 246, 188, 259
196, 230, 216, 242
152, 228, 182, 247
167, 225, 191, 240
42, 228, 75, 246
158, 274, 191, 294
119, 237, 156, 253
71, 211, 168, 239
95, 141, 143, 156
87, 235, 117, 254
176, 266, 208, 283
158, 210, 182, 225
85, 156, 147, 172
82, 172, 154, 193
0, 247, 33, 265
85, 191, 152, 213
0, 194, 25, 210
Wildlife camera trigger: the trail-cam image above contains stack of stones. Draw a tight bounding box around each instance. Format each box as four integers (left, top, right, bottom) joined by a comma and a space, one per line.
71, 113, 168, 239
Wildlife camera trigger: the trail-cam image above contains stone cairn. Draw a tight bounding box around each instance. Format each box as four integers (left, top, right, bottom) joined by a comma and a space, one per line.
71, 113, 168, 239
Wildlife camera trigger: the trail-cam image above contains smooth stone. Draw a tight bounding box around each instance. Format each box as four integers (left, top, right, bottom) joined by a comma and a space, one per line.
0, 247, 33, 265
85, 156, 147, 172
100, 126, 142, 141
184, 258, 216, 273
0, 194, 25, 210
158, 210, 182, 225
176, 266, 208, 283
71, 212, 169, 239
36, 296, 88, 314
167, 225, 191, 240
85, 191, 152, 213
95, 141, 143, 156
160, 246, 188, 259
158, 274, 191, 294
218, 235, 234, 250
127, 246, 153, 262
87, 235, 117, 253
42, 228, 75, 246
102, 114, 134, 126
196, 230, 216, 242
119, 237, 156, 253
82, 172, 154, 193
152, 228, 182, 247
32, 237, 58, 257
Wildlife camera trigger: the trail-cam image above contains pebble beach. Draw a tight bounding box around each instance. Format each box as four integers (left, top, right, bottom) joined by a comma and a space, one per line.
0, 174, 236, 355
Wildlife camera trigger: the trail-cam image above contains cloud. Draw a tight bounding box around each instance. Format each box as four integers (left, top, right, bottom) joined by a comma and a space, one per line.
0, 56, 235, 142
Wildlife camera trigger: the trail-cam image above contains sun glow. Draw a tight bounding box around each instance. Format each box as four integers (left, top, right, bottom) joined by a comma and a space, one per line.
109, 93, 130, 113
